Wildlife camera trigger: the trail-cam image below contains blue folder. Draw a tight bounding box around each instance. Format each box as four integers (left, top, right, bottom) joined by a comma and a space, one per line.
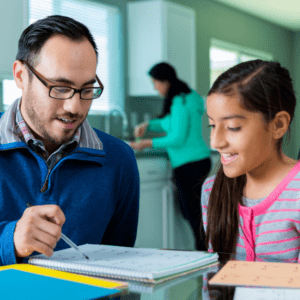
0, 268, 122, 300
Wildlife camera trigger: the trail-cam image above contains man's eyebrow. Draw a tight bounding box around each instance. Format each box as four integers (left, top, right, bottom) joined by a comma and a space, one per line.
47, 77, 96, 86
207, 114, 246, 121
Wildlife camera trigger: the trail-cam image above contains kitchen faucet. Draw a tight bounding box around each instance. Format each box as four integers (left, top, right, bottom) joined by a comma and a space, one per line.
105, 107, 129, 139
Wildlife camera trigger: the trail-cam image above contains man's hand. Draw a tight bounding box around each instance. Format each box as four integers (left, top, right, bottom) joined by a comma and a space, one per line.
14, 205, 66, 258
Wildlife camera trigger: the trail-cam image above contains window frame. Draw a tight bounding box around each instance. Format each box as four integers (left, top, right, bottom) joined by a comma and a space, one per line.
1, 0, 124, 114
210, 38, 273, 87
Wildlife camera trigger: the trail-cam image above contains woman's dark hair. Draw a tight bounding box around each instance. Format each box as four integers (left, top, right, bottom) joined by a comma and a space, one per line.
148, 62, 191, 117
206, 60, 296, 261
16, 15, 98, 67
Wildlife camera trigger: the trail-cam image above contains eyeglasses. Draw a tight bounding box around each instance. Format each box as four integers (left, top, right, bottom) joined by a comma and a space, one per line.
22, 61, 104, 100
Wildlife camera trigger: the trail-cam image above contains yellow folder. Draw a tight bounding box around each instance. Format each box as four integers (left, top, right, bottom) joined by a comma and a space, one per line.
0, 263, 128, 289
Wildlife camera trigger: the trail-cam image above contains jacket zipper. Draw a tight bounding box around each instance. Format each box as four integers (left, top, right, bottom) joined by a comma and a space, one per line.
39, 150, 106, 193
40, 168, 51, 193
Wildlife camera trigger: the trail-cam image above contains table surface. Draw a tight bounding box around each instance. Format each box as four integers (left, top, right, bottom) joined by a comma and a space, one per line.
110, 260, 300, 300
114, 263, 229, 300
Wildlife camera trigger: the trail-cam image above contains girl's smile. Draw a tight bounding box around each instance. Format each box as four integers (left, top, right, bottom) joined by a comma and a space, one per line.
220, 153, 238, 165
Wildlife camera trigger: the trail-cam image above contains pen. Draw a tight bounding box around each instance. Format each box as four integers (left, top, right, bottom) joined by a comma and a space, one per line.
26, 203, 90, 260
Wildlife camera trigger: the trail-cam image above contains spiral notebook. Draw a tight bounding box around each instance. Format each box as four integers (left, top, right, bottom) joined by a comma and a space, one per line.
128, 265, 210, 293
29, 244, 218, 283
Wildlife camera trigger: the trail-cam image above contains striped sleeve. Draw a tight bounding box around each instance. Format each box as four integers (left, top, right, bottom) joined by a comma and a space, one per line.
201, 175, 216, 253
251, 166, 300, 262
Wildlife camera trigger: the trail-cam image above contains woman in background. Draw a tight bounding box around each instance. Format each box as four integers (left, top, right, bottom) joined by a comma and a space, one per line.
130, 62, 211, 251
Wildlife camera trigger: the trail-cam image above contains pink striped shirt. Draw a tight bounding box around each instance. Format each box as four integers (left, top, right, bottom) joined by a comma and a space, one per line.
201, 161, 300, 262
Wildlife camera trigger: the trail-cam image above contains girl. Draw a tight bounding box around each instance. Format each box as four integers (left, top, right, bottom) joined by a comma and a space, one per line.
131, 62, 211, 251
202, 59, 299, 262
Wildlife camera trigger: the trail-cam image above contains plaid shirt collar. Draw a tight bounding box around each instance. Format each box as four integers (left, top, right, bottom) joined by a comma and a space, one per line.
0, 98, 103, 152
15, 98, 81, 159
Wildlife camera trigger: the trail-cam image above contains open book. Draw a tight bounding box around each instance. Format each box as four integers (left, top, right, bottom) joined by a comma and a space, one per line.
29, 244, 218, 283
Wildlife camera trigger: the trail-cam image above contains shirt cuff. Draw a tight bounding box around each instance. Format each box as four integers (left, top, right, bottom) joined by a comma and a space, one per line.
1, 221, 18, 266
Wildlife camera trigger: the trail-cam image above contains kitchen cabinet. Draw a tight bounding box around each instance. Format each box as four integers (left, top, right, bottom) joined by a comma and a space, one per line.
135, 157, 195, 250
127, 0, 196, 96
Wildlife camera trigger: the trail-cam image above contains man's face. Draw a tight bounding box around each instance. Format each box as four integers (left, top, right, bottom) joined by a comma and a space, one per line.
18, 35, 97, 152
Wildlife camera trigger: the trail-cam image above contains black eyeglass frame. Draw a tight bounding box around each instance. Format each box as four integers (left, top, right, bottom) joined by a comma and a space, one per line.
22, 61, 104, 100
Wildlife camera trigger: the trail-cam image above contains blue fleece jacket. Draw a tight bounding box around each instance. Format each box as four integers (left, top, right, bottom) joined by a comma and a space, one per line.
0, 112, 139, 266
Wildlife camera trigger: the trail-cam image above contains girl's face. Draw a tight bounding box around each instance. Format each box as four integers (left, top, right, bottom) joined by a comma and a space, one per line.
207, 93, 278, 179
151, 78, 170, 97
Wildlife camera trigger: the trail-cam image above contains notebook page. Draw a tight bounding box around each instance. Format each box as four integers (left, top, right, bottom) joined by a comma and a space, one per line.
29, 244, 218, 280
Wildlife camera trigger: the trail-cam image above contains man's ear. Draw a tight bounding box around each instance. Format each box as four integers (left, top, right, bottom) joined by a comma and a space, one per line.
270, 111, 291, 140
13, 60, 27, 90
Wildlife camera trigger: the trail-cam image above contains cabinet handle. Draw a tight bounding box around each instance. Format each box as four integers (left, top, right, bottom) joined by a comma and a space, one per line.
162, 183, 174, 249
162, 185, 168, 249
147, 170, 158, 175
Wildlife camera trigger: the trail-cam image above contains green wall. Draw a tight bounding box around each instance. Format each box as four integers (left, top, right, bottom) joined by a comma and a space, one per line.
0, 0, 25, 80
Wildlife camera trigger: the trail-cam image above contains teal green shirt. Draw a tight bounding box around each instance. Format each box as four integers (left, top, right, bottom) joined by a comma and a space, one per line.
148, 90, 210, 169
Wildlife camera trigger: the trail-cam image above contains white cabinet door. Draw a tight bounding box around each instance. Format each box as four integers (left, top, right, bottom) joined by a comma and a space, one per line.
172, 194, 196, 251
127, 0, 196, 96
134, 180, 171, 249
135, 157, 173, 249
166, 2, 196, 91
127, 1, 164, 96
135, 157, 196, 250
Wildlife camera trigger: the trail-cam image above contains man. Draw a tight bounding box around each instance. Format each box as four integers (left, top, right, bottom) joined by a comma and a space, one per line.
0, 15, 139, 266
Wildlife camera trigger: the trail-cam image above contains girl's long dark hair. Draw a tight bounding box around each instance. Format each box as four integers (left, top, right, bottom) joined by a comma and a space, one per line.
206, 60, 296, 261
149, 62, 191, 118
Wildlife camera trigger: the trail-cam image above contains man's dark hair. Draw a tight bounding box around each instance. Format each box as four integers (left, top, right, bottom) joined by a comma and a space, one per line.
16, 15, 98, 67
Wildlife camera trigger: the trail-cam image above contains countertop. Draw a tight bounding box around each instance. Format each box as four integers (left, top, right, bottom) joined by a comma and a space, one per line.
130, 148, 219, 160
124, 140, 219, 160
122, 140, 169, 159
133, 148, 169, 159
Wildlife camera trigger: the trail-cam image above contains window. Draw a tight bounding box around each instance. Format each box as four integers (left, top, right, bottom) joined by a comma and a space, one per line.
3, 80, 22, 109
3, 0, 123, 113
210, 39, 273, 87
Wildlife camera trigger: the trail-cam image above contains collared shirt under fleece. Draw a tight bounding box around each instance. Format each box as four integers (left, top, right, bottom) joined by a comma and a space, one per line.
15, 98, 81, 171
148, 90, 210, 169
0, 98, 140, 266
201, 161, 300, 262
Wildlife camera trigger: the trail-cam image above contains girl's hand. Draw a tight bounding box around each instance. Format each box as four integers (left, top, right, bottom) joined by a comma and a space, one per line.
129, 139, 152, 151
134, 122, 149, 138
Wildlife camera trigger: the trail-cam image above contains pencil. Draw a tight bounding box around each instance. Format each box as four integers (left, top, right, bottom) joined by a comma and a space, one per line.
26, 203, 90, 260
